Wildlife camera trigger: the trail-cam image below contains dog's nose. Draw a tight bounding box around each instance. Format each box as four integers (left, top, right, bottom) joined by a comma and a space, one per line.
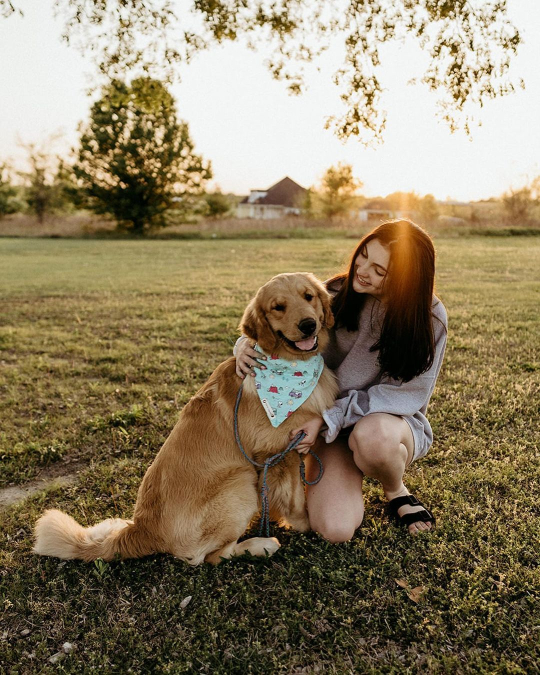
298, 318, 316, 336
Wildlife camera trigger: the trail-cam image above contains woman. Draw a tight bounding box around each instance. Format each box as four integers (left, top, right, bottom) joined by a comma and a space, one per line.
235, 220, 447, 539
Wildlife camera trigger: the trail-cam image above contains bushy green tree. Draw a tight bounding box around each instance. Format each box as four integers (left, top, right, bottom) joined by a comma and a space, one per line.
2, 1, 521, 143
72, 78, 211, 233
317, 163, 363, 220
203, 190, 232, 218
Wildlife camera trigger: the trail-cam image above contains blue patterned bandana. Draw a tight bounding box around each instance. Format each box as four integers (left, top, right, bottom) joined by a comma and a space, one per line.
252, 344, 324, 427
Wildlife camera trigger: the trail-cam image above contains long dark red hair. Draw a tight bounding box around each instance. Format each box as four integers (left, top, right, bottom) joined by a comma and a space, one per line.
328, 220, 440, 382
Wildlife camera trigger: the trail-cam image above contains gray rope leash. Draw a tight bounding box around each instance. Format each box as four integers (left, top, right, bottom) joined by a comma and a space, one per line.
233, 383, 324, 537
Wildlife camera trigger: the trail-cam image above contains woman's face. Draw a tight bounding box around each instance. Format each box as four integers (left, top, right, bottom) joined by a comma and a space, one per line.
352, 238, 390, 297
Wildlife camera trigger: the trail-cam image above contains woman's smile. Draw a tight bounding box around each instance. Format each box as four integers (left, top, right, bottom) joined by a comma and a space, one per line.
352, 238, 390, 296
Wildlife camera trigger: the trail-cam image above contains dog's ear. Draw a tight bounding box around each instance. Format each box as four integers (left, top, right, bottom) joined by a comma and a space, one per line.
320, 288, 335, 329
309, 275, 334, 329
239, 298, 259, 341
239, 296, 276, 351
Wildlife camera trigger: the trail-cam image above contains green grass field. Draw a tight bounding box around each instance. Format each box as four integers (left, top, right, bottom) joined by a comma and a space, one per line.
1, 237, 539, 673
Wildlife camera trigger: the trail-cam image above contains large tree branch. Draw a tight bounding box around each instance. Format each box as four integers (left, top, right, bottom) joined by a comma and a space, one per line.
4, 0, 522, 142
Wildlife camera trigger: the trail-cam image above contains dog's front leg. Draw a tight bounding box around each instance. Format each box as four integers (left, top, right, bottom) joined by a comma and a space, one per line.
267, 459, 310, 533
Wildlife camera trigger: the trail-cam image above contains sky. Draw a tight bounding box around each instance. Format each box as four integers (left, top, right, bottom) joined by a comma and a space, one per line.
0, 1, 539, 202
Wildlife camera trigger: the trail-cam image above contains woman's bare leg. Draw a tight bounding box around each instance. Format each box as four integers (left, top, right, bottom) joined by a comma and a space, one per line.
348, 413, 432, 534
304, 436, 364, 543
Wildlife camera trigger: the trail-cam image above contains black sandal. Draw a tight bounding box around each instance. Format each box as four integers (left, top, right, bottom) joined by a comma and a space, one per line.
387, 494, 435, 529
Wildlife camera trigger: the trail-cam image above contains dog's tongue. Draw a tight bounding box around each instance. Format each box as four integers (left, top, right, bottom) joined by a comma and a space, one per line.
295, 336, 317, 351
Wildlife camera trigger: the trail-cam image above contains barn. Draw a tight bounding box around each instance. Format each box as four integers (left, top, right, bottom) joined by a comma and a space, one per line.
236, 177, 307, 219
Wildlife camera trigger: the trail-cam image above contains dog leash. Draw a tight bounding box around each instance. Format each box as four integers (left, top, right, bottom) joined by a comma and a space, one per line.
233, 383, 324, 537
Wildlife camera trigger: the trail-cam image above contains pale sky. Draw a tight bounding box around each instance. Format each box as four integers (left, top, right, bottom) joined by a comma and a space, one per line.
1, 1, 539, 201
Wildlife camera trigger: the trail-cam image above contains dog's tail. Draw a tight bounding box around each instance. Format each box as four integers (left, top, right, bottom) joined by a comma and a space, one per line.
33, 509, 157, 562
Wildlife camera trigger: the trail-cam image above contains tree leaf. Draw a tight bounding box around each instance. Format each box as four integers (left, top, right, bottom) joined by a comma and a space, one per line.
407, 586, 425, 603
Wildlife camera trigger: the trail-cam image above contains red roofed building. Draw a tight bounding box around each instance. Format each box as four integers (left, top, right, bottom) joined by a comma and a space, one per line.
237, 177, 307, 219
358, 198, 412, 224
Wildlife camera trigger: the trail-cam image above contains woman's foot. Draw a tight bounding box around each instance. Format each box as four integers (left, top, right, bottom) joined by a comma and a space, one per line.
387, 491, 435, 535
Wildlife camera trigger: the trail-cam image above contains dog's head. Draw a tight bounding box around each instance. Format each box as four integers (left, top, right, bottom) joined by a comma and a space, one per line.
239, 273, 334, 359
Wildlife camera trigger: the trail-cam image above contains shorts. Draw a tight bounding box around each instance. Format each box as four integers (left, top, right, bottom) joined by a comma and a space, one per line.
337, 414, 433, 464
402, 415, 432, 463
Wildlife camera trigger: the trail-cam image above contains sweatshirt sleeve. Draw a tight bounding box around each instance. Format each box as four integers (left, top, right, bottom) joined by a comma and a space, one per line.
322, 309, 447, 443
232, 335, 248, 356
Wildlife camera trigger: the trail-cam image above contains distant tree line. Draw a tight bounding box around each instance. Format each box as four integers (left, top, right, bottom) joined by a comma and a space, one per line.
304, 166, 441, 226
302, 163, 540, 228
1, 75, 539, 232
2, 149, 540, 231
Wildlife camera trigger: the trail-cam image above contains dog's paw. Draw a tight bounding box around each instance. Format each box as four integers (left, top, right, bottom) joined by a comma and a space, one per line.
282, 514, 310, 533
243, 537, 280, 558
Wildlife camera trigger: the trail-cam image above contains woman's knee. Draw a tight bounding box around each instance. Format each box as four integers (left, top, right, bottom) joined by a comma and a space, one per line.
349, 419, 404, 473
309, 514, 362, 544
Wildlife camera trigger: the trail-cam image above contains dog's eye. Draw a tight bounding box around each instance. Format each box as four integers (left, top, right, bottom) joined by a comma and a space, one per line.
305, 293, 313, 302
273, 304, 285, 312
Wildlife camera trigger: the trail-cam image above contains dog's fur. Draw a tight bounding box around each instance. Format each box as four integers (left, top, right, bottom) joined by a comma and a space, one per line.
34, 273, 337, 565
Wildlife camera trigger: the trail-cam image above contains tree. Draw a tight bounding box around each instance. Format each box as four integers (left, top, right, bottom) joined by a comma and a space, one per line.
72, 77, 212, 233
418, 194, 439, 226
0, 163, 18, 217
18, 143, 65, 223
385, 192, 421, 213
502, 187, 536, 226
302, 188, 316, 219
317, 163, 363, 220
1, 1, 522, 143
203, 190, 232, 218
54, 158, 82, 212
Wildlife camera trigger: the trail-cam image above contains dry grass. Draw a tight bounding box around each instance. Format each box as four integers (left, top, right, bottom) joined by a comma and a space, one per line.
2, 212, 539, 240
0, 213, 345, 239
0, 212, 116, 238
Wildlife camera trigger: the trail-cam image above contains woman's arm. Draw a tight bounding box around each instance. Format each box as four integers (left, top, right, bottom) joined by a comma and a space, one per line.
289, 417, 324, 454
322, 315, 447, 443
233, 336, 267, 378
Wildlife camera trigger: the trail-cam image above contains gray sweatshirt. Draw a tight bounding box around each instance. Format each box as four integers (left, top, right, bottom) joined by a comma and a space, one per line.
321, 284, 448, 446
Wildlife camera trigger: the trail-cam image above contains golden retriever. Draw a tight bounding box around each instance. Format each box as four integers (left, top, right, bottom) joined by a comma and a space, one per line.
34, 273, 337, 565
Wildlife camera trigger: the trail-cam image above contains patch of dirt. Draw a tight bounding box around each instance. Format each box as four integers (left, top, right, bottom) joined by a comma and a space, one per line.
0, 461, 87, 509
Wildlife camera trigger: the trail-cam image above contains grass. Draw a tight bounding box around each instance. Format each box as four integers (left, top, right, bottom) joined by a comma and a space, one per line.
0, 236, 539, 673
2, 212, 540, 241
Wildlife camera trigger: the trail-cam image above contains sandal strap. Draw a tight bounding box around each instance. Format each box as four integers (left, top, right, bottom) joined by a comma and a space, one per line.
397, 509, 436, 527
387, 494, 424, 515
387, 494, 436, 527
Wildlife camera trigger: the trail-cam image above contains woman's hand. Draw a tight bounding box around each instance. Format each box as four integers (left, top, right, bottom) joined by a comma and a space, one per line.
234, 338, 267, 379
290, 417, 324, 455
